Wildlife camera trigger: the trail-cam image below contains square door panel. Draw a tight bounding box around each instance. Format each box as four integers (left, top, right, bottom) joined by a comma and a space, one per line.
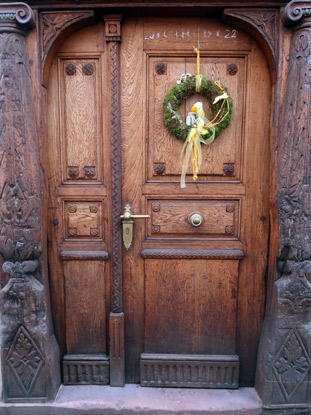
64, 200, 103, 240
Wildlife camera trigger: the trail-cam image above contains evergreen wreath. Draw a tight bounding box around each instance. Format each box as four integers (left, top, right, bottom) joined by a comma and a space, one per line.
162, 75, 233, 143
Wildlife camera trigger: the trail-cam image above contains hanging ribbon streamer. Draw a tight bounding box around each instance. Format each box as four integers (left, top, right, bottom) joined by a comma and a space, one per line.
194, 47, 202, 93
180, 120, 215, 188
179, 47, 230, 188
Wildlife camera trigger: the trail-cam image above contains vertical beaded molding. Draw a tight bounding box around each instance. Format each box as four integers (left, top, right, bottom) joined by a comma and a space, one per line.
104, 14, 125, 387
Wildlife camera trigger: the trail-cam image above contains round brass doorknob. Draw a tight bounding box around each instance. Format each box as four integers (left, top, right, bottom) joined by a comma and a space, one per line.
188, 212, 203, 227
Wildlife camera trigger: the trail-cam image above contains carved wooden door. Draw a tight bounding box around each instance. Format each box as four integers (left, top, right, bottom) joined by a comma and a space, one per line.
47, 17, 271, 388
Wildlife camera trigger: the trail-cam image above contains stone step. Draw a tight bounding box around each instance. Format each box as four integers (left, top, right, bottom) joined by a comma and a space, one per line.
0, 385, 263, 415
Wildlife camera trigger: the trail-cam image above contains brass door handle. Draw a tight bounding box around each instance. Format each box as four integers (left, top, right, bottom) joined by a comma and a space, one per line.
188, 212, 203, 227
120, 204, 150, 250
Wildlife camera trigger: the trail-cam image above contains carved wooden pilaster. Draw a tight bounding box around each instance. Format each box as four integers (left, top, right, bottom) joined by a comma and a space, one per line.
0, 3, 60, 402
256, 1, 311, 408
104, 14, 124, 387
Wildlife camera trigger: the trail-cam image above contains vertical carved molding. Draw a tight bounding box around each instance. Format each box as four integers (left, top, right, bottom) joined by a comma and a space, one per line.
256, 1, 311, 408
104, 14, 124, 387
0, 3, 60, 402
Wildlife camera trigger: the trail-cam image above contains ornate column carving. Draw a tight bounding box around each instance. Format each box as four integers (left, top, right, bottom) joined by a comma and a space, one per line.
103, 14, 124, 387
0, 3, 60, 402
256, 0, 311, 408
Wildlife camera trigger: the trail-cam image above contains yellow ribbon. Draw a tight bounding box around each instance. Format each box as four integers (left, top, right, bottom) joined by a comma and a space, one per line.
180, 119, 215, 188
210, 80, 230, 126
214, 80, 224, 93
194, 47, 202, 92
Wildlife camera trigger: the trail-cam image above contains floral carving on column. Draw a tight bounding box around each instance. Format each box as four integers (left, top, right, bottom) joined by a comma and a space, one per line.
256, 0, 311, 408
0, 2, 60, 402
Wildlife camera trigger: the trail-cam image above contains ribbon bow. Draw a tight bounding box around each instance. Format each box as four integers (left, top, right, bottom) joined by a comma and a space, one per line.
180, 109, 215, 188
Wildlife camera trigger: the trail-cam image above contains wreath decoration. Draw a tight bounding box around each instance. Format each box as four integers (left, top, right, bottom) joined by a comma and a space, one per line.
162, 48, 233, 188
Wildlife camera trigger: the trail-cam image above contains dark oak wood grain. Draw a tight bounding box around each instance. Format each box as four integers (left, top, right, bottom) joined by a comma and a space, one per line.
256, 1, 311, 408
0, 3, 60, 402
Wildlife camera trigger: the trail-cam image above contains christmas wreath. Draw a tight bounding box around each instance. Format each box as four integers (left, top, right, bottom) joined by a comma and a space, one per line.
162, 48, 233, 188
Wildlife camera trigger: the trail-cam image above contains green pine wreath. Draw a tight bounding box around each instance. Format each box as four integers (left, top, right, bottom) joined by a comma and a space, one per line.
162, 75, 233, 142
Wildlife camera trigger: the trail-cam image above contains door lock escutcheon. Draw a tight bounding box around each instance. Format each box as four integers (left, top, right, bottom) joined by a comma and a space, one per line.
120, 204, 150, 250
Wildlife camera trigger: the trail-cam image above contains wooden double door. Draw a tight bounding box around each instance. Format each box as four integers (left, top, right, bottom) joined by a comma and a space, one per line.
47, 16, 270, 387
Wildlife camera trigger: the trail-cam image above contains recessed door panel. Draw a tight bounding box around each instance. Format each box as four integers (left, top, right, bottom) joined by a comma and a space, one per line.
148, 55, 245, 181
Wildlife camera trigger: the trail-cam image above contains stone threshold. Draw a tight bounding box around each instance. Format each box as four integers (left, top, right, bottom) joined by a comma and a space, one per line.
0, 385, 263, 415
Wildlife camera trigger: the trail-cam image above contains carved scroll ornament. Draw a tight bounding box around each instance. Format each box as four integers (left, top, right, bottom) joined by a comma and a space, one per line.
282, 1, 311, 27
0, 3, 35, 32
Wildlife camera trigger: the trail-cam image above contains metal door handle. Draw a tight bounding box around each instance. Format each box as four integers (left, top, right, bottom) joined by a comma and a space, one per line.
120, 204, 150, 250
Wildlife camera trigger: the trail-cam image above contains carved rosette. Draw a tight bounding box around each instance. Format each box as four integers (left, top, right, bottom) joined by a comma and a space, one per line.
0, 3, 60, 402
256, 2, 311, 407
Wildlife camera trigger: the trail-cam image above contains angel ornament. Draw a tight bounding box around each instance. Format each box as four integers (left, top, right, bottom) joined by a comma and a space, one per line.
186, 101, 205, 128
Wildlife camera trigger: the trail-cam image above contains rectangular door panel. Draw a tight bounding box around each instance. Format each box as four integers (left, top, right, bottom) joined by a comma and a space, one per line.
148, 55, 245, 182
147, 199, 239, 239
64, 260, 107, 354
144, 259, 239, 355
58, 56, 104, 184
